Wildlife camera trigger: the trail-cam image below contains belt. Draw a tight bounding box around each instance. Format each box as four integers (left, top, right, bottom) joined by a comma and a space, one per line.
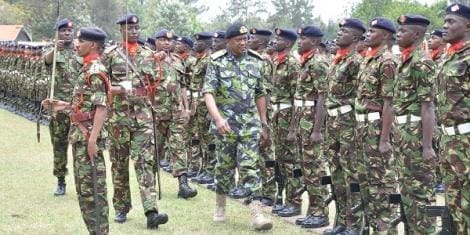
355, 112, 381, 122
395, 114, 421, 124
294, 99, 315, 107
132, 87, 147, 96
327, 105, 353, 116
191, 92, 201, 99
441, 123, 470, 136
272, 103, 292, 112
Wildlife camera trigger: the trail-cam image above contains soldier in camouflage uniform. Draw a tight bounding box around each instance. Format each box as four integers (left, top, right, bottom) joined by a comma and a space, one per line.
203, 22, 272, 230
355, 18, 398, 233
102, 14, 169, 227
393, 15, 437, 234
42, 26, 110, 235
428, 29, 447, 64
436, 4, 470, 233
43, 18, 80, 196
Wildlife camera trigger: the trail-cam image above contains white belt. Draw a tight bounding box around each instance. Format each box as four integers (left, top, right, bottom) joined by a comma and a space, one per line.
395, 114, 421, 124
272, 103, 292, 112
294, 99, 315, 108
327, 105, 353, 116
355, 112, 381, 122
441, 123, 470, 136
191, 92, 200, 99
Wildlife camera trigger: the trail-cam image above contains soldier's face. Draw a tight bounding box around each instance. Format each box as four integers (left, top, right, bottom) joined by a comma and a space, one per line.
297, 36, 314, 54
212, 38, 226, 51
273, 36, 291, 52
76, 39, 93, 57
155, 38, 171, 52
120, 24, 140, 43
248, 35, 260, 50
336, 27, 355, 47
428, 35, 443, 50
58, 27, 73, 44
194, 39, 210, 52
396, 25, 416, 49
175, 41, 188, 54
227, 35, 248, 56
365, 27, 387, 48
443, 14, 470, 44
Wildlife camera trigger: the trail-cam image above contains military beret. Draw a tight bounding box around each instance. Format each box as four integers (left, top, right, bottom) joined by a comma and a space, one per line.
446, 3, 470, 19
77, 27, 107, 43
146, 37, 155, 45
430, 29, 444, 38
214, 31, 226, 39
297, 26, 323, 37
275, 28, 298, 41
54, 18, 73, 30
249, 28, 272, 36
154, 29, 173, 39
177, 36, 194, 48
116, 13, 139, 25
397, 14, 430, 26
194, 32, 213, 40
369, 17, 396, 34
137, 38, 145, 46
339, 18, 366, 33
225, 22, 248, 39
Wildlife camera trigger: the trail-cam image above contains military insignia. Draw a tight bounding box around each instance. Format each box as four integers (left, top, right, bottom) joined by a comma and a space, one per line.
239, 26, 248, 34
76, 30, 81, 37
251, 28, 256, 34
399, 15, 407, 23
195, 34, 200, 40
297, 27, 303, 34
371, 19, 378, 26
213, 33, 218, 38
131, 16, 137, 23
340, 19, 347, 26
275, 28, 281, 35
166, 31, 173, 39
177, 37, 182, 41
67, 22, 73, 28
451, 4, 459, 12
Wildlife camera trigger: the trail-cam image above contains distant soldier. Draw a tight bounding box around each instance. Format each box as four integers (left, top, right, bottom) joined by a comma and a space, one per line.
428, 29, 446, 63
175, 36, 193, 62
212, 31, 226, 51
436, 3, 470, 233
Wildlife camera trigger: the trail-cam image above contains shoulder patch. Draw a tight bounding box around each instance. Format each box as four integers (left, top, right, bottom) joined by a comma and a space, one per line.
210, 49, 227, 60
103, 45, 118, 55
248, 49, 263, 60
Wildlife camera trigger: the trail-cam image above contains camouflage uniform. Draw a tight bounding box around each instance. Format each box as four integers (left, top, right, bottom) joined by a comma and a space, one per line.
393, 48, 436, 234
355, 46, 397, 232
294, 51, 329, 216
69, 58, 110, 234
202, 49, 266, 195
325, 50, 363, 229
436, 41, 470, 234
103, 43, 159, 215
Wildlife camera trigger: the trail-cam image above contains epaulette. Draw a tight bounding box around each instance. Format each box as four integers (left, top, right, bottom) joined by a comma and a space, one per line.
103, 45, 118, 55
247, 49, 263, 60
88, 61, 103, 75
210, 49, 227, 60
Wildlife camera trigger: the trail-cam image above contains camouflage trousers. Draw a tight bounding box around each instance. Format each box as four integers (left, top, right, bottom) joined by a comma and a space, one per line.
49, 112, 70, 178
72, 142, 108, 235
273, 107, 300, 206
258, 106, 276, 198
214, 133, 262, 196
325, 110, 362, 228
395, 121, 436, 234
297, 106, 329, 217
356, 118, 397, 233
155, 115, 187, 177
440, 133, 469, 234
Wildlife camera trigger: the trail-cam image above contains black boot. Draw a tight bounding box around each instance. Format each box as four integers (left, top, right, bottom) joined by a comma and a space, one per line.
177, 174, 197, 199
54, 177, 66, 196
146, 210, 168, 229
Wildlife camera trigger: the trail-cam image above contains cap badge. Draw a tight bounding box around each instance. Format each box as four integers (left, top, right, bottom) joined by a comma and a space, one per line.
451, 4, 460, 12
239, 26, 248, 34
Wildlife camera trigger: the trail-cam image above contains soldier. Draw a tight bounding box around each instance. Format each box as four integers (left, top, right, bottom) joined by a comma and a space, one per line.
322, 18, 366, 235
436, 3, 470, 233
270, 28, 300, 216
203, 22, 272, 230
394, 14, 437, 234
103, 14, 169, 227
428, 29, 447, 63
43, 18, 80, 196
212, 31, 226, 51
175, 36, 193, 62
356, 36, 367, 58
291, 25, 330, 228
355, 17, 397, 233
42, 26, 110, 234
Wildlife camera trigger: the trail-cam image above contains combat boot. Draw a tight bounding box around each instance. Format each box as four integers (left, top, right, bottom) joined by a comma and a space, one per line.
213, 193, 226, 222
54, 177, 66, 196
249, 200, 273, 230
177, 174, 197, 199
146, 210, 168, 229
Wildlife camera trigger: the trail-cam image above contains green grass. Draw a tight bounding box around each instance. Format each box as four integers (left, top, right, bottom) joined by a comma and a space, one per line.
0, 109, 313, 234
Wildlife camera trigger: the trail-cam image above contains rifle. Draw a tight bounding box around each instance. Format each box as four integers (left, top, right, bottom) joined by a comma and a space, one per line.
426, 205, 456, 235
321, 175, 338, 226
388, 193, 410, 234
350, 182, 370, 235
265, 160, 284, 207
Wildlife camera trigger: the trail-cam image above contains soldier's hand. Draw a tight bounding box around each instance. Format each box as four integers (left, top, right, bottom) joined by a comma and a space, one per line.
309, 131, 323, 144
215, 118, 231, 135
260, 126, 271, 147
57, 40, 65, 51
87, 140, 98, 160
153, 51, 167, 61
379, 141, 392, 154
423, 147, 436, 164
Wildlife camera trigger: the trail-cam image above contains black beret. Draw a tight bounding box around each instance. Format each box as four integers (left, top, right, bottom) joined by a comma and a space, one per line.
339, 18, 366, 33
54, 18, 73, 30
137, 38, 145, 46
275, 28, 298, 41
172, 34, 179, 40
146, 37, 155, 45
214, 31, 226, 39
249, 28, 272, 36
225, 22, 248, 39
430, 29, 444, 37
177, 36, 194, 48
297, 26, 323, 37
446, 3, 470, 19
116, 13, 139, 25
194, 32, 213, 40
154, 29, 173, 39
77, 27, 107, 43
397, 14, 430, 26
369, 17, 396, 34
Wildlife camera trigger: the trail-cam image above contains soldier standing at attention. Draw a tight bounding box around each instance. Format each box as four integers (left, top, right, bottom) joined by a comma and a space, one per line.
103, 14, 168, 228
428, 29, 447, 63
203, 22, 272, 230
212, 31, 227, 52
42, 26, 110, 234
355, 17, 397, 233
436, 3, 470, 233
43, 18, 80, 196
394, 14, 437, 234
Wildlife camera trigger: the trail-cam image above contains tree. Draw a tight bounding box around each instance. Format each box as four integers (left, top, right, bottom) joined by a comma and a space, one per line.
268, 0, 315, 28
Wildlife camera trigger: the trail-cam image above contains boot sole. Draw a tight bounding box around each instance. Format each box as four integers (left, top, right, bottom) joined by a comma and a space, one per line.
177, 191, 198, 199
